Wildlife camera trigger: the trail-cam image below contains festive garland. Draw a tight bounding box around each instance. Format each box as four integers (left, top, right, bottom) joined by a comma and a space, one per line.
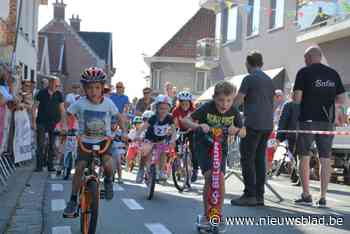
217, 0, 350, 17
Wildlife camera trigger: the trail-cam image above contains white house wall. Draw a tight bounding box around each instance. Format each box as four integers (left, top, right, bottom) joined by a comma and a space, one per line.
15, 0, 40, 82
16, 33, 37, 80
0, 0, 10, 20
151, 63, 196, 94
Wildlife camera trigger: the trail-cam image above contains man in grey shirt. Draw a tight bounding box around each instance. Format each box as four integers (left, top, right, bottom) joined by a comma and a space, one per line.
135, 87, 154, 115
231, 51, 275, 206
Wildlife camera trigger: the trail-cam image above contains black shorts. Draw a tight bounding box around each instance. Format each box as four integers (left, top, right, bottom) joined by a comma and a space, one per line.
194, 131, 227, 174
77, 140, 112, 162
296, 121, 335, 158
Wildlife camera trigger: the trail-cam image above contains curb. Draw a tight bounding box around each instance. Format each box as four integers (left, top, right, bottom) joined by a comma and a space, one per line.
4, 167, 48, 234
0, 161, 35, 233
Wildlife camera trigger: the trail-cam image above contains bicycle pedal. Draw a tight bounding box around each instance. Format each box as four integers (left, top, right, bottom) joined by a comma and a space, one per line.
62, 212, 79, 219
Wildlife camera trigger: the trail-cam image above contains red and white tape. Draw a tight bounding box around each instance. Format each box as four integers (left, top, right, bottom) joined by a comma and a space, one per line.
276, 130, 350, 136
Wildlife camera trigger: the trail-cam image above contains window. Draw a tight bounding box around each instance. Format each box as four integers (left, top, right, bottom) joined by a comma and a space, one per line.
195, 71, 209, 92
215, 12, 222, 41
30, 69, 35, 82
24, 65, 28, 80
270, 0, 284, 29
226, 6, 238, 42
206, 78, 213, 89
152, 69, 161, 90
247, 0, 260, 36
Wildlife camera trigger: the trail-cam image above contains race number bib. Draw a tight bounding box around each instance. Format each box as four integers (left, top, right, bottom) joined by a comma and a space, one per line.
153, 124, 169, 137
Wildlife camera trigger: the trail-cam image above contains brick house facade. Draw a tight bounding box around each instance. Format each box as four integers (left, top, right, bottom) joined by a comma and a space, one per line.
38, 0, 115, 93
144, 8, 222, 97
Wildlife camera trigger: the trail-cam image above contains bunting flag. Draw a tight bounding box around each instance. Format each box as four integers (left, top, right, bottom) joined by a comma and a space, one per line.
214, 0, 350, 20
225, 0, 234, 9
287, 11, 297, 19
268, 8, 273, 17
341, 0, 350, 12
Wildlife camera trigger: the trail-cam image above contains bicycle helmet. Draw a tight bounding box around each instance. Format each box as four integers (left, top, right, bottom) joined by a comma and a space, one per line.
142, 110, 154, 120
132, 116, 143, 125
80, 67, 106, 84
177, 91, 193, 101
154, 94, 172, 106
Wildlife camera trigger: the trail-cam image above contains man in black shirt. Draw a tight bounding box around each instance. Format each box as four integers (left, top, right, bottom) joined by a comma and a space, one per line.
231, 51, 275, 206
293, 46, 345, 207
32, 76, 65, 172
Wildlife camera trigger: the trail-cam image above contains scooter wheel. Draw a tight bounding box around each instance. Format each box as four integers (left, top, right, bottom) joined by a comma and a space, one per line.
211, 226, 219, 234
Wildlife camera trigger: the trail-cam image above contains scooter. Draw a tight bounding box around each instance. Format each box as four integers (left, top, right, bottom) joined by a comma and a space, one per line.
196, 127, 228, 234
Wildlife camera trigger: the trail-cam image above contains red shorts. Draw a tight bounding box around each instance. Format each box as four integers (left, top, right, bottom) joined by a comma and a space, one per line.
127, 142, 141, 161
266, 132, 277, 162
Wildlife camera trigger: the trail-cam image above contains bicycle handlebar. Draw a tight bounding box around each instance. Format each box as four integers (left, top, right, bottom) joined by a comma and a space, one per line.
56, 129, 78, 137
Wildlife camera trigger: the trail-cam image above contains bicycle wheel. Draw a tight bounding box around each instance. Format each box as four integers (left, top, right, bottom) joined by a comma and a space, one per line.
172, 151, 190, 192
147, 164, 156, 200
63, 153, 72, 180
80, 180, 99, 234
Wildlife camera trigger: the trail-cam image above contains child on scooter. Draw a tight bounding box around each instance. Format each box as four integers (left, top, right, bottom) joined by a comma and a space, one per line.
183, 81, 246, 232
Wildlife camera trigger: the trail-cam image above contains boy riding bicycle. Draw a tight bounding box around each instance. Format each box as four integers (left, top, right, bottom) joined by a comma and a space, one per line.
63, 67, 127, 217
183, 81, 246, 231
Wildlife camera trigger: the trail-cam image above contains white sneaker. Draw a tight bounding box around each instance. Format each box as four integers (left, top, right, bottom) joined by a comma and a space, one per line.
196, 215, 209, 228
159, 171, 168, 181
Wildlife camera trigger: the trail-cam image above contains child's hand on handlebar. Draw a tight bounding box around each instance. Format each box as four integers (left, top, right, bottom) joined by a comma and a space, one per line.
228, 126, 240, 136
239, 127, 247, 138
169, 140, 176, 150
199, 124, 210, 133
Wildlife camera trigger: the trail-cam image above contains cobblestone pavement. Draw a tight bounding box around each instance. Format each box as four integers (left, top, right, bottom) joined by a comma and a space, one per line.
5, 171, 47, 234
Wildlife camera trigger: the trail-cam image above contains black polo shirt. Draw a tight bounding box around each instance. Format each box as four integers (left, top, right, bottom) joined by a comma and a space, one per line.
35, 88, 64, 126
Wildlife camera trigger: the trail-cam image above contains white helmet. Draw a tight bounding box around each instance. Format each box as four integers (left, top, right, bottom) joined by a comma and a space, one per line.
142, 110, 154, 120
154, 94, 172, 106
177, 91, 193, 101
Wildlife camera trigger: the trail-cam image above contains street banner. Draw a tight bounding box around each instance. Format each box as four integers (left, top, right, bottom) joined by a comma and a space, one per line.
13, 110, 32, 163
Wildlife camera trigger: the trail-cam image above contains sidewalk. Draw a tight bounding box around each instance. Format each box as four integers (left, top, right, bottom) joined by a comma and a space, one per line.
5, 170, 47, 234
0, 161, 34, 233
0, 160, 48, 234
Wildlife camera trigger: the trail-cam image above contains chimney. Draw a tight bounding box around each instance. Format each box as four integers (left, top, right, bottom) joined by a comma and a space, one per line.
53, 0, 66, 20
70, 14, 81, 31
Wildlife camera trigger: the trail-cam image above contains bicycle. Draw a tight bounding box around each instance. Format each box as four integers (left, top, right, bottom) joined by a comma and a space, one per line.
62, 137, 112, 234
145, 139, 176, 200
62, 130, 78, 180
172, 130, 192, 192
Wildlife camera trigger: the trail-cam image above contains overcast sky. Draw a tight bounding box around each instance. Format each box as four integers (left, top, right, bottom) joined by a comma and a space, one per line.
39, 0, 200, 98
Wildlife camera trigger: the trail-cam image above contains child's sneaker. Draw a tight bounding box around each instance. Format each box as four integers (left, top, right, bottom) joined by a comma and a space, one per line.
191, 169, 198, 182
196, 215, 209, 228
316, 197, 327, 208
294, 194, 313, 206
159, 171, 168, 181
136, 168, 144, 183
